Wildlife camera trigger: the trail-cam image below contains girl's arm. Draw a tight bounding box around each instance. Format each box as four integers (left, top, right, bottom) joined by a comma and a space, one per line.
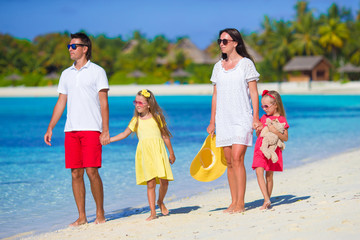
248, 81, 261, 130
255, 124, 263, 137
110, 127, 132, 143
268, 125, 288, 142
162, 135, 176, 164
207, 85, 217, 137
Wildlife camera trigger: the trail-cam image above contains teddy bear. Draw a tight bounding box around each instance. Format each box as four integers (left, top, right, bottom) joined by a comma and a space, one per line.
259, 118, 286, 163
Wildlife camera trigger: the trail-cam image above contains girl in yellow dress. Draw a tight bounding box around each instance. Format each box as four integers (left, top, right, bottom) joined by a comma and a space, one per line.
110, 89, 175, 221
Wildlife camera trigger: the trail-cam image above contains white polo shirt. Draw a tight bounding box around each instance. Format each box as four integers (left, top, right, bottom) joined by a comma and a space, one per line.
57, 60, 109, 132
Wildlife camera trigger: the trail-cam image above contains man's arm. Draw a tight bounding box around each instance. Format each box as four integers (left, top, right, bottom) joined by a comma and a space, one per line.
44, 93, 67, 146
99, 89, 110, 145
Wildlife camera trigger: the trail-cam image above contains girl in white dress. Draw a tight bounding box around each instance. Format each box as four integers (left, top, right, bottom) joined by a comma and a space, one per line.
207, 28, 261, 213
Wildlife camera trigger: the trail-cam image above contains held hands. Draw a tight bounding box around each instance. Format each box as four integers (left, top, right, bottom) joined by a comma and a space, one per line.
100, 131, 111, 146
253, 120, 263, 136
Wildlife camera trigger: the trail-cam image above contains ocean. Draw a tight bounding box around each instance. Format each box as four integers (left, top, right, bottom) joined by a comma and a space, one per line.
1, 95, 359, 239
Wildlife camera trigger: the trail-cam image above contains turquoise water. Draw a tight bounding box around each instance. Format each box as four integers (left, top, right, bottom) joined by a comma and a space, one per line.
1, 95, 360, 238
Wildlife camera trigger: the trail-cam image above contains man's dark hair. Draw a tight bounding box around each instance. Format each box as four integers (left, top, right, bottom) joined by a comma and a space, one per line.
70, 32, 92, 60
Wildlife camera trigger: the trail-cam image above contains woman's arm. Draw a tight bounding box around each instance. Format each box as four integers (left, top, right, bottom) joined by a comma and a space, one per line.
248, 81, 261, 129
163, 135, 176, 164
110, 127, 132, 143
207, 85, 217, 137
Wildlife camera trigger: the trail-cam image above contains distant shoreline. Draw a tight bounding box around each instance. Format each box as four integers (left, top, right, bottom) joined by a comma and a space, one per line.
1, 81, 360, 97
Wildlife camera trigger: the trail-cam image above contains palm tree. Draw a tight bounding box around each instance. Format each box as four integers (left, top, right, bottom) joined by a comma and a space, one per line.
345, 21, 360, 65
294, 0, 309, 22
267, 20, 294, 70
318, 17, 349, 62
292, 12, 323, 56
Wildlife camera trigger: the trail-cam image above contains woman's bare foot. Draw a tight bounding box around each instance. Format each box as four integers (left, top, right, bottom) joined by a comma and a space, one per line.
260, 200, 271, 210
223, 204, 235, 213
69, 218, 87, 227
157, 201, 169, 216
146, 214, 158, 221
231, 206, 245, 213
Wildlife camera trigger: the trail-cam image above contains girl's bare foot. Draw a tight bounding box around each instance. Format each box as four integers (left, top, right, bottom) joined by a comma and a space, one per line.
157, 201, 169, 216
69, 218, 87, 227
146, 214, 158, 221
260, 200, 271, 210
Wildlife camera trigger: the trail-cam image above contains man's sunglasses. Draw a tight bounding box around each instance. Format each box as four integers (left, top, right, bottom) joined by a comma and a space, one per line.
217, 39, 235, 45
67, 44, 87, 50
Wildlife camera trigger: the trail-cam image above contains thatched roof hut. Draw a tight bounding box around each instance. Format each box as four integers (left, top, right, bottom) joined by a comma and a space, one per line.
171, 69, 191, 78
283, 56, 332, 82
338, 63, 360, 73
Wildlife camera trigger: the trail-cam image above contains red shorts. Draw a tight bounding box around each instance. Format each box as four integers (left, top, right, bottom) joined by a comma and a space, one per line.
65, 131, 102, 169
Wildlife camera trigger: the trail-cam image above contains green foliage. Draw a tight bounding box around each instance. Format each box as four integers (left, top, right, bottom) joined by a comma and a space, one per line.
1, 1, 360, 86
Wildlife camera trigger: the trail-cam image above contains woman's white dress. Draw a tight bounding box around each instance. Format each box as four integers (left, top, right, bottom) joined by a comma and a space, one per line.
210, 57, 260, 147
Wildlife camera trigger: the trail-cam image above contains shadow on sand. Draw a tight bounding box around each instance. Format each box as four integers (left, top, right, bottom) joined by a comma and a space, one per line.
209, 194, 310, 212
100, 205, 201, 222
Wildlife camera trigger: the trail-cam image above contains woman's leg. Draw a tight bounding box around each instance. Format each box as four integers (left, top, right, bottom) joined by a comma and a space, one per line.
223, 146, 236, 212
157, 179, 169, 215
231, 144, 247, 212
255, 167, 271, 209
146, 178, 157, 220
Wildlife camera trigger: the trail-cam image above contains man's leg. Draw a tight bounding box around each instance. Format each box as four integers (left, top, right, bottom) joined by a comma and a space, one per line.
86, 167, 105, 224
70, 168, 87, 226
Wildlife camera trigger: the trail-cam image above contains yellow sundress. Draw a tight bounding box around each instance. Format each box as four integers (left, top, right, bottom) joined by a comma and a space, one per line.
128, 117, 174, 185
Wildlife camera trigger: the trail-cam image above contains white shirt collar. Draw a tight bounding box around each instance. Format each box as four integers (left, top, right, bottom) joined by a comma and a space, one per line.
70, 60, 91, 71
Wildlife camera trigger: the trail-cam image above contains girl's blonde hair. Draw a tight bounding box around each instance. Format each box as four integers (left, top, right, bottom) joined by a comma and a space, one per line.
133, 89, 172, 137
262, 90, 286, 118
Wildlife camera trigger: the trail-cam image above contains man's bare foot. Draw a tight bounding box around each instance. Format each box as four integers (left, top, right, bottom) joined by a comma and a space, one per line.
146, 214, 158, 221
94, 217, 106, 224
157, 201, 169, 216
94, 210, 106, 224
260, 200, 271, 210
69, 218, 87, 227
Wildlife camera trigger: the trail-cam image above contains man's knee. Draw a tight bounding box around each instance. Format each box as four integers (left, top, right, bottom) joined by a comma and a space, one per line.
71, 168, 84, 180
85, 167, 100, 180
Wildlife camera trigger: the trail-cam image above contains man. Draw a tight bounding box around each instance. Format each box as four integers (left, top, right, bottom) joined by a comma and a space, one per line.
44, 32, 110, 226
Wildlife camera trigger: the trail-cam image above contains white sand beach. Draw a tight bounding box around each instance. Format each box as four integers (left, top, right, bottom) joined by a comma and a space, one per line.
16, 148, 360, 240
1, 81, 360, 97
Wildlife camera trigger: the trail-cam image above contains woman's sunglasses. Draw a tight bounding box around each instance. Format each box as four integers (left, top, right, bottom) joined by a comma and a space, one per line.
217, 39, 235, 45
133, 100, 147, 106
67, 44, 87, 50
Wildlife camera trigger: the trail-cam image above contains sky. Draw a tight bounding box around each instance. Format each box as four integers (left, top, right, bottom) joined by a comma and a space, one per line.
0, 0, 359, 49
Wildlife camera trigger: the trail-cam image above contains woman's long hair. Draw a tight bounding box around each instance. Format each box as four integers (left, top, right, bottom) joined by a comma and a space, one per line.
219, 28, 254, 63
133, 89, 172, 137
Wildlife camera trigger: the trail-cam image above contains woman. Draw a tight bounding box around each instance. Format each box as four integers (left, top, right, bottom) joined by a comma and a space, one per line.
207, 28, 261, 213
